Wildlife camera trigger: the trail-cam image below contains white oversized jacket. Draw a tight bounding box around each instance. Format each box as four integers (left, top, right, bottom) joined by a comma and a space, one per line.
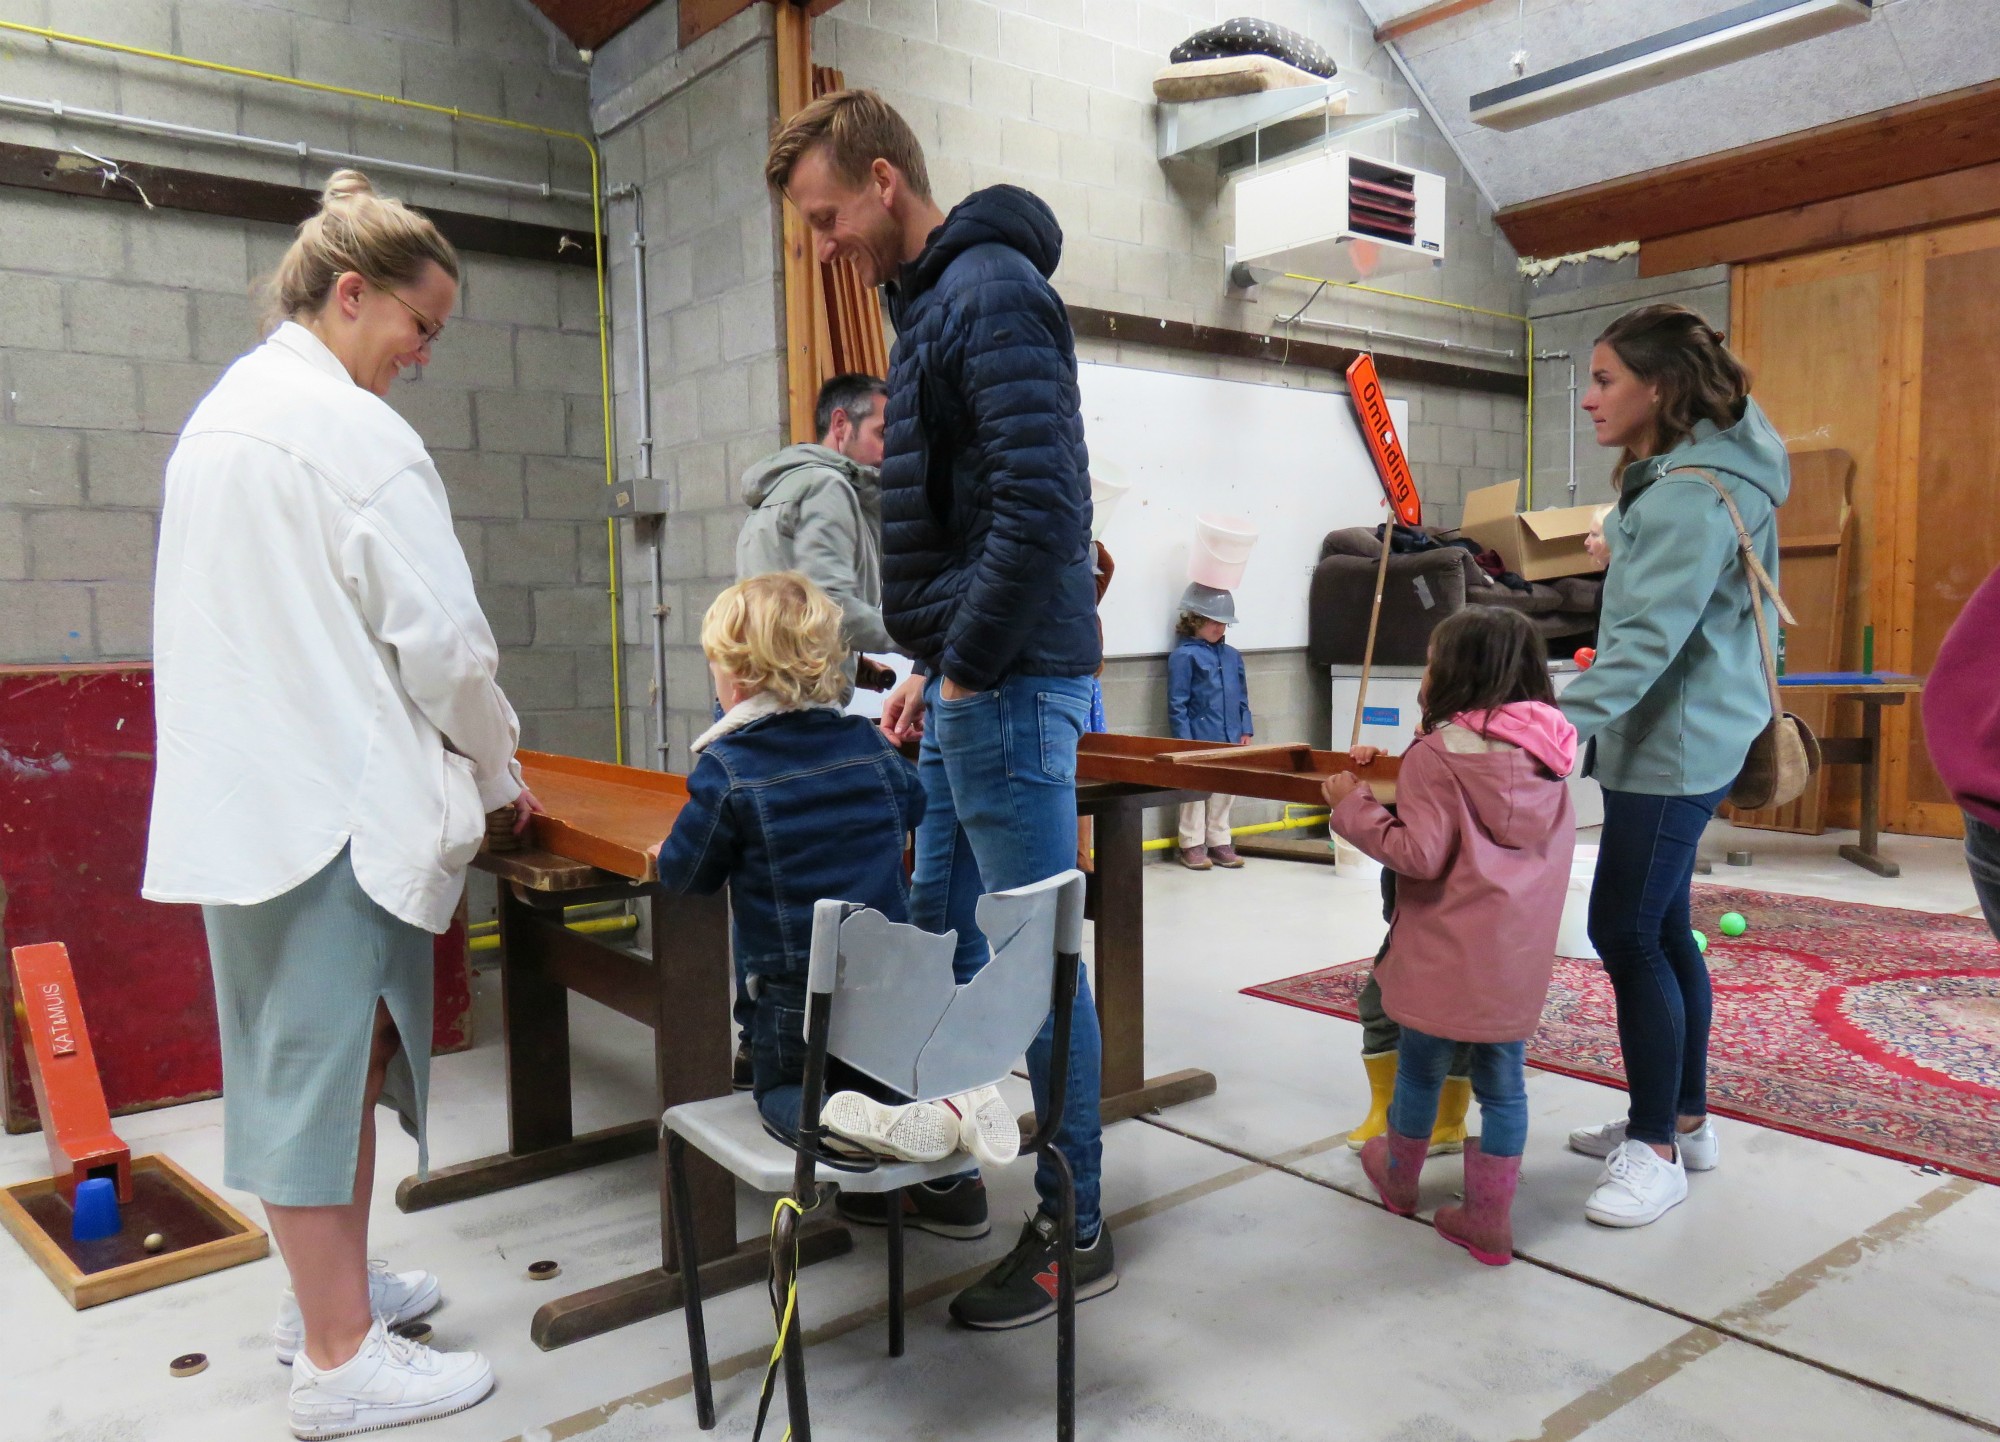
144, 323, 522, 934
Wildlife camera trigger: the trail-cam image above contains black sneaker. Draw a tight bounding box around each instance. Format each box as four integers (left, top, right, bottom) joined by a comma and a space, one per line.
948, 1213, 1117, 1330
732, 1040, 753, 1092
836, 1178, 990, 1239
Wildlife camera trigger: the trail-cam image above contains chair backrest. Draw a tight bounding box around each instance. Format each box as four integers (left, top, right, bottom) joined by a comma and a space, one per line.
806, 871, 1084, 1102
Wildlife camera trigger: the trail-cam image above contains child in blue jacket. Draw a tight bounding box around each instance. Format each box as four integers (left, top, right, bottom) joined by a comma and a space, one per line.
1167, 582, 1253, 870
653, 573, 1015, 1232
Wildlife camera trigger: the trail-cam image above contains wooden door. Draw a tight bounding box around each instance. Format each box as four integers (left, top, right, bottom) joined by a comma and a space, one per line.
1731, 242, 1903, 830
1889, 217, 2000, 838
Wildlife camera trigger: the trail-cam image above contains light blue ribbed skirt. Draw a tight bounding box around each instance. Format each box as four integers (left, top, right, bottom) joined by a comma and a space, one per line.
203, 845, 431, 1207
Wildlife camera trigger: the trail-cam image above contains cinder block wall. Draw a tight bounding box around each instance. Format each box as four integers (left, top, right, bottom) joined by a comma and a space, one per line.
0, 0, 620, 759
592, 3, 786, 771
813, 0, 1529, 534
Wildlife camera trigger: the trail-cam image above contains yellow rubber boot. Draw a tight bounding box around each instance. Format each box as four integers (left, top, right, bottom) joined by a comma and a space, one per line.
1345, 1051, 1398, 1150
1429, 1075, 1472, 1156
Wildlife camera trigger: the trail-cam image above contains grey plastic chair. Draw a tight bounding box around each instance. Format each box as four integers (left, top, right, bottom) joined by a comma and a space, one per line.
661, 868, 1088, 1442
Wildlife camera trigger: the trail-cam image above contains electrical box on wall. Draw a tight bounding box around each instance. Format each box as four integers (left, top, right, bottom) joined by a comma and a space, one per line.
1233, 151, 1445, 282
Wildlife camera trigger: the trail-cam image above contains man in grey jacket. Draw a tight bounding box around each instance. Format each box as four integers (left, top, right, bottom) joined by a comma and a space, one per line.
736, 373, 895, 693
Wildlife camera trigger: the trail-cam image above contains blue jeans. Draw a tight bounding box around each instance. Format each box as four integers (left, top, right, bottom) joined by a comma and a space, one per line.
1588, 784, 1731, 1147
1965, 813, 2000, 942
749, 976, 898, 1137
1391, 1028, 1528, 1157
910, 673, 1104, 1237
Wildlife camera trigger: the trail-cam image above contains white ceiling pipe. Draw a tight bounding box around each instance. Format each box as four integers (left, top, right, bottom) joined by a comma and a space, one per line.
1285, 311, 1521, 363
0, 91, 592, 203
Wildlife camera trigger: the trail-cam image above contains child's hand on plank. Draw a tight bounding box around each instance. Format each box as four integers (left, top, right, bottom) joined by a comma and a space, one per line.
1322, 772, 1370, 808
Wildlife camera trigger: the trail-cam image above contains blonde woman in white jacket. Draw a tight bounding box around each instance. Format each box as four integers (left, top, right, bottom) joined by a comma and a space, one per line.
145, 171, 536, 1438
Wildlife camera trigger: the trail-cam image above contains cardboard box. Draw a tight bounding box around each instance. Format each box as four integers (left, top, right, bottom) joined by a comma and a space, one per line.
1458, 480, 1606, 582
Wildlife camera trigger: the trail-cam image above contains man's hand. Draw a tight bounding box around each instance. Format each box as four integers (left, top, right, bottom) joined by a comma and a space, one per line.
511, 785, 547, 836
1348, 745, 1382, 767
881, 673, 928, 744
1321, 772, 1370, 809
938, 677, 982, 702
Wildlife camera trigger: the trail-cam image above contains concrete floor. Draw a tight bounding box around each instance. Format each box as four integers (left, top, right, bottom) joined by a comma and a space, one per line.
5, 818, 1996, 1442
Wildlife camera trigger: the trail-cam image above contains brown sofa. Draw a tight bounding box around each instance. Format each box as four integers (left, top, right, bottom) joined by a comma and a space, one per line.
1307, 528, 1601, 669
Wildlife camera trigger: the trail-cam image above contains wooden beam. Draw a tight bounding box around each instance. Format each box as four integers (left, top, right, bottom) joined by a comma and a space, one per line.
1066, 305, 1527, 398
529, 0, 665, 50
774, 0, 824, 445
1496, 79, 2000, 259
0, 141, 596, 268
1374, 0, 1505, 44
1640, 159, 2000, 276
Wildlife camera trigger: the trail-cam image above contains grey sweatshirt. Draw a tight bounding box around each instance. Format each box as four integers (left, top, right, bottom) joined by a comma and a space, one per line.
735, 443, 895, 670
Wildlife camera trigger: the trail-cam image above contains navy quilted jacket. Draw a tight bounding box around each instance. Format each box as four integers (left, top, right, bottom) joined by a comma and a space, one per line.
878, 186, 1102, 691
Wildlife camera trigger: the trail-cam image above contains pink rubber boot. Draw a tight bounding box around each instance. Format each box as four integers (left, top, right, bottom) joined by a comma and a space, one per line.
1434, 1139, 1520, 1265
1359, 1129, 1429, 1216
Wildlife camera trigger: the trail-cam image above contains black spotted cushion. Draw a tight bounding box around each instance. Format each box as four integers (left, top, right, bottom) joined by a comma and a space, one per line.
1170, 17, 1337, 79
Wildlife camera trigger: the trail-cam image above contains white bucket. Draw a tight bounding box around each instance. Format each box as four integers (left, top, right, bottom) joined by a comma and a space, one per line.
1190, 513, 1259, 589
1556, 845, 1599, 960
1089, 466, 1132, 543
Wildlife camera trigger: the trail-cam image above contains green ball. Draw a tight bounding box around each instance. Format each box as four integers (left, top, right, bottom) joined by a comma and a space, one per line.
1719, 912, 1748, 938
1692, 929, 1709, 954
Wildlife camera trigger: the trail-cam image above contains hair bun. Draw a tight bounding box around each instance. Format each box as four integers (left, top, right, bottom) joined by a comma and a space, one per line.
320, 169, 376, 206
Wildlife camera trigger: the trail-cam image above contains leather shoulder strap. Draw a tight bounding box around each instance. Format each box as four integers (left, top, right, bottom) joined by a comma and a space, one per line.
1681, 467, 1792, 723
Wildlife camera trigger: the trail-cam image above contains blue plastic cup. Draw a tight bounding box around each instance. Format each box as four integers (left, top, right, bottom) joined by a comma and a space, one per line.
71, 1176, 121, 1242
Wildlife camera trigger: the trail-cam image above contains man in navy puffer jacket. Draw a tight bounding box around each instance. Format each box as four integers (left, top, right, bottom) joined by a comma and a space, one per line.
769, 89, 1112, 1331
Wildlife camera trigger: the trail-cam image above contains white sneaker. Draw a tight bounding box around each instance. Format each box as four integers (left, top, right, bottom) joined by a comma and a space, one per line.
822, 1091, 963, 1163
288, 1319, 493, 1439
947, 1086, 1022, 1168
1584, 1139, 1689, 1228
274, 1260, 442, 1365
1568, 1116, 1719, 1172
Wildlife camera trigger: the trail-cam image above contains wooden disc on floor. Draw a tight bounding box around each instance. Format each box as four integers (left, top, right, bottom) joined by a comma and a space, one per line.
391, 1320, 433, 1345
527, 1259, 561, 1281
169, 1353, 207, 1378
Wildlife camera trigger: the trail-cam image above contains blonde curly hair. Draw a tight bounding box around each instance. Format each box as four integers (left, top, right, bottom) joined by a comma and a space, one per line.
701, 572, 847, 708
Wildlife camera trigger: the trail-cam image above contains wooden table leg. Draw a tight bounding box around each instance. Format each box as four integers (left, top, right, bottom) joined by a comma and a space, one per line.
1089, 802, 1216, 1124
400, 882, 659, 1212
653, 888, 736, 1273
1839, 699, 1901, 878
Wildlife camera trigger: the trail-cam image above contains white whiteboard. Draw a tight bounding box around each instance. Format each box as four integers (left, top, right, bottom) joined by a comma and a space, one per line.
1080, 362, 1404, 657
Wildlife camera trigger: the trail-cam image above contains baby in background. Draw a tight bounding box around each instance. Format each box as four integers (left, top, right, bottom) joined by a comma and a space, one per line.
1167, 581, 1254, 870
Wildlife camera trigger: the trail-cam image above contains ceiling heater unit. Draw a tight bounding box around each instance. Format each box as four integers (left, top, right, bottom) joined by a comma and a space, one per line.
1234, 151, 1445, 284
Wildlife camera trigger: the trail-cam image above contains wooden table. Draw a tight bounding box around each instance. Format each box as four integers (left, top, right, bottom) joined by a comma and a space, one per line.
396, 753, 1223, 1349
1778, 677, 1925, 877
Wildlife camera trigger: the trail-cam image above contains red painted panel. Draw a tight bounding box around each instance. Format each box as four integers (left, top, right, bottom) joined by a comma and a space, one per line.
1, 664, 471, 1136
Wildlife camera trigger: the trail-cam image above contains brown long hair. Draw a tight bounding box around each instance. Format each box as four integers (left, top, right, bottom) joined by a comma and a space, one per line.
1597, 303, 1752, 480
1420, 607, 1553, 734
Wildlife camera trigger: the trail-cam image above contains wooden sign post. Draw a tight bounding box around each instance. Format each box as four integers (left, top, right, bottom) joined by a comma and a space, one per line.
1344, 354, 1422, 749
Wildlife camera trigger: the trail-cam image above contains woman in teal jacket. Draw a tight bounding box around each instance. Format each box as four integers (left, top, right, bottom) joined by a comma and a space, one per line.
1557, 305, 1788, 1230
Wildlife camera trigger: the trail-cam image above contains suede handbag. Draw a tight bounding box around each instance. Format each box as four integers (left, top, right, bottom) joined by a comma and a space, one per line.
1690, 470, 1822, 810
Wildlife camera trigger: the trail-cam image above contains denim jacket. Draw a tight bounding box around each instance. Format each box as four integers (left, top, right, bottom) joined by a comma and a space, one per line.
1168, 636, 1253, 744
654, 706, 925, 981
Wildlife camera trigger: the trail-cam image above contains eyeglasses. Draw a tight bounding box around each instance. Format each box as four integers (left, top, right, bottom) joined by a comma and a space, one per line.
381, 287, 446, 347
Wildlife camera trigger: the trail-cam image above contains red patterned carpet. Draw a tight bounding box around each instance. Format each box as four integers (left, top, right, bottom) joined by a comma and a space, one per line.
1244, 887, 2000, 1183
